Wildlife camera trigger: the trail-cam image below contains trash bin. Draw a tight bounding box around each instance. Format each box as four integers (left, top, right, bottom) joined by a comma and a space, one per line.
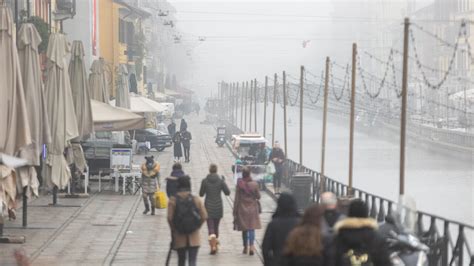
290, 172, 313, 211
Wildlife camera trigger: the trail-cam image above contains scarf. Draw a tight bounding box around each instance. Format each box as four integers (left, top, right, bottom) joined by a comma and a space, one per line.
237, 176, 252, 195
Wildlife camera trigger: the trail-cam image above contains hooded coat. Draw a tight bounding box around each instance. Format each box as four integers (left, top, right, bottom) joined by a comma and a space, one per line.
141, 162, 160, 194
165, 169, 185, 198
199, 173, 230, 219
334, 217, 392, 266
262, 193, 300, 266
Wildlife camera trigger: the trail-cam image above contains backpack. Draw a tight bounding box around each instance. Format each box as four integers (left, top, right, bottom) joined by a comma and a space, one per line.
343, 249, 374, 266
173, 194, 201, 235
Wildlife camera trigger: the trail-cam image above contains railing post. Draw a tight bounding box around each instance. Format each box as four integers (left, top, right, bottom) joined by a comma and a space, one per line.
442, 221, 449, 266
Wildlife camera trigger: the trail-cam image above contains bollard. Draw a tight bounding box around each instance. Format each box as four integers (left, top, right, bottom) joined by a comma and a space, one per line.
290, 172, 313, 212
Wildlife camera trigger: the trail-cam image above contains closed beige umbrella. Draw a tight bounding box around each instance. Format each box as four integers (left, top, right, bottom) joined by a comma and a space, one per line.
116, 65, 130, 108
89, 58, 110, 103
43, 33, 79, 189
68, 41, 93, 175
0, 5, 31, 212
17, 23, 52, 197
69, 40, 93, 140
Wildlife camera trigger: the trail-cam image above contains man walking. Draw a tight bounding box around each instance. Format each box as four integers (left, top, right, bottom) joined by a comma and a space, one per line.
168, 120, 176, 137
269, 141, 285, 194
181, 128, 192, 163
320, 191, 344, 238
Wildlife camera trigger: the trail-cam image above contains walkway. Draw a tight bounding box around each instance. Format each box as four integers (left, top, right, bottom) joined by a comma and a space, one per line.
0, 114, 274, 265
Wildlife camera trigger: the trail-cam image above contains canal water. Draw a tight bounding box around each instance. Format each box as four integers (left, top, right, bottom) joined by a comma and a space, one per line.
235, 103, 473, 228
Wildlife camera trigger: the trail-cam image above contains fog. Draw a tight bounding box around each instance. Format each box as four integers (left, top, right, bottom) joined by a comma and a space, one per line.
168, 0, 435, 99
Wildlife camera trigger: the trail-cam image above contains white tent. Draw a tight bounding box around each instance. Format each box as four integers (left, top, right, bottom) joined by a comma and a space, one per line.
91, 100, 146, 131
110, 93, 165, 113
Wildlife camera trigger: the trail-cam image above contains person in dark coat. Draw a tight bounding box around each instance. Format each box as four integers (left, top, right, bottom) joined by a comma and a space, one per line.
269, 141, 285, 194
173, 131, 183, 162
199, 164, 230, 255
281, 204, 334, 266
180, 118, 187, 132
165, 163, 185, 198
141, 156, 160, 215
262, 193, 300, 266
181, 129, 192, 163
321, 192, 345, 239
334, 199, 391, 266
168, 120, 176, 137
233, 167, 261, 256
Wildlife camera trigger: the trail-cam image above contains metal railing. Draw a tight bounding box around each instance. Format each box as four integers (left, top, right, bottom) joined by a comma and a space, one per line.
222, 120, 473, 266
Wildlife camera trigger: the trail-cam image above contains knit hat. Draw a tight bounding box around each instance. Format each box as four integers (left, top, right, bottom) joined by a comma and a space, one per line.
348, 199, 369, 218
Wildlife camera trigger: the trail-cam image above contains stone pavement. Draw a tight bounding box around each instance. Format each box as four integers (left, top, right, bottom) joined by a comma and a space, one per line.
0, 114, 275, 266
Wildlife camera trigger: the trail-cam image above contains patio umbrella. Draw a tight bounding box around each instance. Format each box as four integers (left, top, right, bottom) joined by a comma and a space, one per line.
116, 65, 130, 108
17, 23, 52, 197
91, 100, 146, 131
89, 58, 110, 103
68, 41, 93, 174
42, 33, 79, 189
0, 5, 31, 212
69, 40, 93, 140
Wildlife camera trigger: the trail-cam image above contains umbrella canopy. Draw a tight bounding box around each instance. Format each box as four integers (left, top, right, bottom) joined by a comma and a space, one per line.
91, 100, 146, 131
111, 93, 166, 113
116, 65, 131, 108
17, 23, 52, 197
89, 58, 110, 103
69, 40, 93, 140
0, 5, 32, 211
43, 33, 79, 189
0, 5, 31, 156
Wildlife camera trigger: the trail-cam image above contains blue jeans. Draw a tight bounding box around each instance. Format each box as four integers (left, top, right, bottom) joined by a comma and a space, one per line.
242, 230, 256, 246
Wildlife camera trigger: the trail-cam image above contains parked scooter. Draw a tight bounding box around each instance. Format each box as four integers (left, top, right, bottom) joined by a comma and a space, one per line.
379, 215, 429, 266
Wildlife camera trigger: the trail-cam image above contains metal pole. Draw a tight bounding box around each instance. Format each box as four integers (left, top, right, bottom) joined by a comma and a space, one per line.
348, 43, 357, 196
446, 87, 449, 129
283, 71, 288, 160
399, 18, 410, 196
240, 82, 244, 130
22, 187, 27, 227
244, 81, 248, 132
272, 74, 277, 146
254, 78, 258, 132
264, 76, 268, 138
299, 66, 304, 165
250, 80, 253, 132
27, 0, 31, 18
320, 57, 330, 194
235, 83, 239, 127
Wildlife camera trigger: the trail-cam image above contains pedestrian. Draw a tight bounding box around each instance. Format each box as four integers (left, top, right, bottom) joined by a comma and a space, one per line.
233, 167, 261, 256
280, 204, 333, 266
141, 156, 160, 215
199, 164, 231, 255
181, 128, 192, 163
168, 120, 176, 137
166, 162, 186, 198
269, 141, 285, 194
180, 118, 187, 132
173, 131, 183, 162
262, 193, 300, 266
168, 175, 207, 266
334, 199, 391, 266
256, 143, 268, 165
320, 192, 345, 239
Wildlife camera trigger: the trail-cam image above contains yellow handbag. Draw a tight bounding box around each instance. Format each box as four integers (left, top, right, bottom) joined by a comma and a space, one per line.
155, 190, 167, 209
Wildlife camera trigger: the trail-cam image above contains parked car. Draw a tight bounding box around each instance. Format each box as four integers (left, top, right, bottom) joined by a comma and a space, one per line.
134, 128, 172, 152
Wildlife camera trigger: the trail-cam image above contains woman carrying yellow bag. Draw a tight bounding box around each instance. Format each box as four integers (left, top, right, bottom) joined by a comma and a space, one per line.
141, 156, 160, 215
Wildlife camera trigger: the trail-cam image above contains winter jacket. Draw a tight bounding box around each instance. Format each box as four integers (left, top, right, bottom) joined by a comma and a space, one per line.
167, 191, 208, 249
262, 216, 300, 266
141, 163, 160, 194
199, 174, 230, 219
166, 169, 185, 198
233, 179, 261, 231
334, 217, 392, 266
321, 209, 345, 239
181, 131, 192, 147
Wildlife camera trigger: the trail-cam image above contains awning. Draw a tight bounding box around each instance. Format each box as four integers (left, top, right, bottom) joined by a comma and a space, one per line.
111, 93, 166, 113
91, 100, 146, 131
164, 89, 182, 97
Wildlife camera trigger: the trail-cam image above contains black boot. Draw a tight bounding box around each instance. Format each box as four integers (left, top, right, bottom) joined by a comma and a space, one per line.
143, 199, 150, 214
